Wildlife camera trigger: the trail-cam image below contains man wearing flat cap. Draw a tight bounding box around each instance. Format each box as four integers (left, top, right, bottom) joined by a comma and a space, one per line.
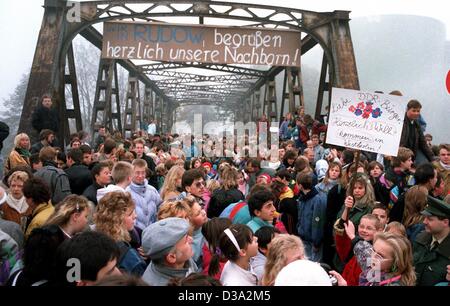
413, 196, 450, 286
141, 217, 197, 285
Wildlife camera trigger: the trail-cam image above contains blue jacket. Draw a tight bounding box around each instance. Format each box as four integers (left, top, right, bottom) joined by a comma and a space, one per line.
406, 223, 425, 243
127, 180, 162, 231
279, 120, 290, 140
246, 217, 273, 233
297, 187, 327, 247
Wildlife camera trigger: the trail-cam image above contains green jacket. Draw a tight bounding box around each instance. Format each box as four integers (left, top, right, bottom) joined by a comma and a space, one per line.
413, 231, 450, 286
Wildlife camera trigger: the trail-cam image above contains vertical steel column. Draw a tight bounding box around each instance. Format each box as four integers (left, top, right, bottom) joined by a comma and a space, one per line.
90, 59, 117, 140
19, 0, 68, 144
263, 80, 277, 123
60, 43, 83, 143
315, 53, 329, 120
123, 75, 140, 137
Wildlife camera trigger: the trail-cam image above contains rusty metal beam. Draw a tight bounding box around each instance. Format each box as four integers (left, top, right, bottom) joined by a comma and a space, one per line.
139, 62, 266, 77
19, 0, 68, 144
22, 1, 359, 139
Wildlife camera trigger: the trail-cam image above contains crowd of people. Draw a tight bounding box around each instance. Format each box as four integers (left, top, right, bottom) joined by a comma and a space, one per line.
0, 95, 449, 287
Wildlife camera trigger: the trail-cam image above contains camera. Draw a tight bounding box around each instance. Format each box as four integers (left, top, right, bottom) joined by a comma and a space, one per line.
319, 263, 338, 286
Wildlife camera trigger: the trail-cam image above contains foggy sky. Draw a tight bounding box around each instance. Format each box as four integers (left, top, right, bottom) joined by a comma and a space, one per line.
0, 0, 449, 142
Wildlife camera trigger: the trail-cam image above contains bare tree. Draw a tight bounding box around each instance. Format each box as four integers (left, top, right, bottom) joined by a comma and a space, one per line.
0, 72, 29, 155
73, 37, 100, 133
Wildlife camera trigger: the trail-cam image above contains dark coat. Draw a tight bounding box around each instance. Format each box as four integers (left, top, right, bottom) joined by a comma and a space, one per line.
297, 187, 327, 247
30, 142, 45, 154
278, 197, 298, 236
322, 184, 347, 267
372, 178, 390, 207
34, 161, 71, 205
413, 231, 450, 286
65, 163, 93, 195
207, 188, 245, 218
31, 106, 59, 133
82, 182, 104, 206
399, 116, 434, 162
0, 121, 9, 152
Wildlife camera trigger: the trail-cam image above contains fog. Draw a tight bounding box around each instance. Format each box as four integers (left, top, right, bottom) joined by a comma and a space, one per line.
0, 1, 449, 144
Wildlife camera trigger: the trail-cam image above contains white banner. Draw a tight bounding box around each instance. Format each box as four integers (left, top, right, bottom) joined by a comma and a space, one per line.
326, 88, 407, 156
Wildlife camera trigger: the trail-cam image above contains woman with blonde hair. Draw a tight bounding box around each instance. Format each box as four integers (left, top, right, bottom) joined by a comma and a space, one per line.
4, 133, 31, 174
157, 199, 191, 220
44, 194, 91, 239
402, 185, 428, 242
262, 234, 305, 286
94, 191, 146, 276
160, 165, 185, 201
1, 171, 32, 229
364, 232, 416, 286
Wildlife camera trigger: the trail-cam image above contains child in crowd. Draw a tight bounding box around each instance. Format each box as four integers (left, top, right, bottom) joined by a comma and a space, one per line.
262, 234, 305, 286
336, 214, 383, 286
251, 226, 280, 283
219, 224, 259, 286
364, 232, 416, 286
371, 203, 389, 231
336, 173, 376, 229
316, 161, 342, 196
403, 184, 428, 241
380, 147, 415, 211
296, 173, 327, 262
386, 222, 407, 237
201, 218, 232, 279
246, 190, 276, 233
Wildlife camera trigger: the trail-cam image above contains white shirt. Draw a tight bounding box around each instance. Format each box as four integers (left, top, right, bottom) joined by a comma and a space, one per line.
220, 261, 258, 286
147, 123, 156, 135
96, 184, 127, 203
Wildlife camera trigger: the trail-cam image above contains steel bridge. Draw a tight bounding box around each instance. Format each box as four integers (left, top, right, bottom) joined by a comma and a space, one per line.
18, 0, 359, 144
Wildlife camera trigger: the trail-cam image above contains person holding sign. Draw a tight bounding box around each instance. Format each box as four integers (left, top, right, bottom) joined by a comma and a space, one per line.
335, 173, 377, 230
399, 100, 434, 165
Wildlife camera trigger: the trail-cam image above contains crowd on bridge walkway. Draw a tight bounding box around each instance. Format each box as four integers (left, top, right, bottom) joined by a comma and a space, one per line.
0, 94, 448, 287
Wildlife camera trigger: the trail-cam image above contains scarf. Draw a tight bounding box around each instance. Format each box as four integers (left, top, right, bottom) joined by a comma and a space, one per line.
15, 147, 31, 158
279, 186, 294, 201
440, 161, 450, 171
6, 194, 29, 214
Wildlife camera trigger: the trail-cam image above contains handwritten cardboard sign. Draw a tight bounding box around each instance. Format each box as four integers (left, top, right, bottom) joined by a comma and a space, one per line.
102, 21, 301, 66
326, 88, 407, 156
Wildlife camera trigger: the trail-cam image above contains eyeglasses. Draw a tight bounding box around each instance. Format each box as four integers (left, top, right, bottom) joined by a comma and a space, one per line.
194, 181, 206, 188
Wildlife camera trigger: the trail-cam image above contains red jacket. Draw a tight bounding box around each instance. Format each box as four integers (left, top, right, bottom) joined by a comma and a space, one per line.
202, 244, 227, 280
335, 232, 362, 286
